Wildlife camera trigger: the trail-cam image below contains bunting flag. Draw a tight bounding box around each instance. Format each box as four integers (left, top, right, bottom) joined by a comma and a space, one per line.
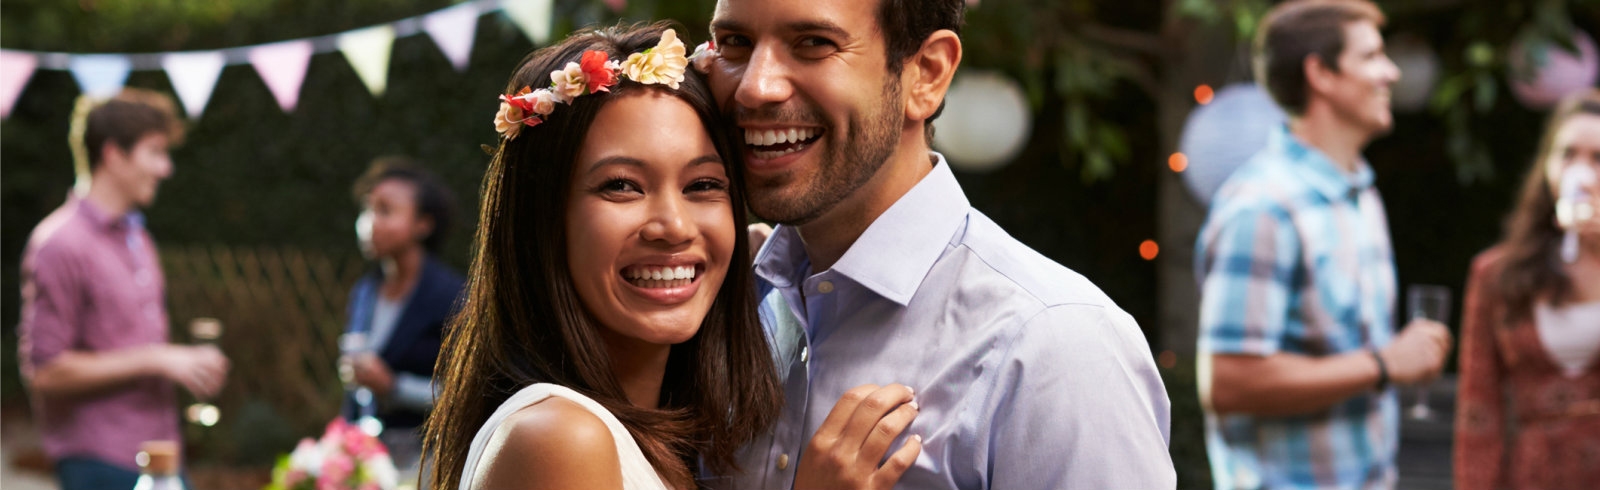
503, 0, 555, 46
338, 25, 397, 97
69, 55, 132, 98
1, 50, 37, 118
249, 40, 314, 112
423, 2, 481, 72
3, 0, 555, 119
162, 51, 226, 119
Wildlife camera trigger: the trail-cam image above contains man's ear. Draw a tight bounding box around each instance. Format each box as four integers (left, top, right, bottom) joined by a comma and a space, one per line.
98, 142, 129, 173
413, 215, 436, 244
1303, 54, 1336, 98
903, 30, 962, 125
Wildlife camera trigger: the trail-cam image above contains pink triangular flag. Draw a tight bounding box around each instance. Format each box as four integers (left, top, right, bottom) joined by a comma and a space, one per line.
1, 50, 38, 118
162, 51, 226, 119
249, 40, 314, 112
423, 2, 481, 72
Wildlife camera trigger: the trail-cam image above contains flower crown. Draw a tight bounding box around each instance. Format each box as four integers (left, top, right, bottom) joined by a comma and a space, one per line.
494, 29, 717, 141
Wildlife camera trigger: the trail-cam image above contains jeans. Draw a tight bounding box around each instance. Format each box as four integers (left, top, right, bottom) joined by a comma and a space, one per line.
56, 456, 138, 490
56, 456, 193, 490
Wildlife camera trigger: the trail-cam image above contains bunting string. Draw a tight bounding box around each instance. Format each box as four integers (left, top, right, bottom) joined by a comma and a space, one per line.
0, 0, 549, 119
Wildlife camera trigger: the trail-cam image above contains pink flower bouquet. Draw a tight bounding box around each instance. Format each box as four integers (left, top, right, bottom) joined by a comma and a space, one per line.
265, 419, 399, 490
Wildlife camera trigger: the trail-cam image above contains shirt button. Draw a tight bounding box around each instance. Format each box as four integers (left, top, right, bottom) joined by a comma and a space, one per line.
816, 281, 834, 294
777, 453, 790, 470
800, 347, 809, 363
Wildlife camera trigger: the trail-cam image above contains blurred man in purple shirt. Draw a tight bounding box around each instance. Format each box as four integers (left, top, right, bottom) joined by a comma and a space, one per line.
17, 89, 230, 490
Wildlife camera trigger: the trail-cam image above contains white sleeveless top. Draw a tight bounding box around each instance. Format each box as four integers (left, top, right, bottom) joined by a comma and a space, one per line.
459, 383, 669, 490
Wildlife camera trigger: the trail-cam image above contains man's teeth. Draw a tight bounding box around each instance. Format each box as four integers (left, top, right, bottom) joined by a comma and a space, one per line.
744, 128, 817, 147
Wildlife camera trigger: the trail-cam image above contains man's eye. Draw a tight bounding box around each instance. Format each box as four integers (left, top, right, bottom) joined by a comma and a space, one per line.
795, 37, 838, 58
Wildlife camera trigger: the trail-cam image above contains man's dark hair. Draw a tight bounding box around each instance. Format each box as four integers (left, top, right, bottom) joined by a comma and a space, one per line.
878, 0, 966, 140
73, 88, 185, 171
351, 156, 458, 253
1253, 0, 1386, 115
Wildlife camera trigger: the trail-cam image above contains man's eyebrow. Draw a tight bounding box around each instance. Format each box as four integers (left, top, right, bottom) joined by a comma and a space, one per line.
709, 19, 853, 41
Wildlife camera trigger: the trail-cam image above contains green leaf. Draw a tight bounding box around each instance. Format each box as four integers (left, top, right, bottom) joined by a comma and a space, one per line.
1067, 103, 1090, 146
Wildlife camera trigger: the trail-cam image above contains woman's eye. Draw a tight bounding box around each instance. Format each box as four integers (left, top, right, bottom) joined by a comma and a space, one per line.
686, 179, 728, 193
599, 179, 641, 194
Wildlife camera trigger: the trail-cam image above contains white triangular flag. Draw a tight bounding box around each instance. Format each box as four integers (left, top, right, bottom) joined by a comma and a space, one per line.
249, 40, 314, 112
1, 50, 38, 118
162, 51, 226, 119
338, 25, 396, 97
502, 0, 555, 46
69, 55, 132, 98
423, 2, 481, 72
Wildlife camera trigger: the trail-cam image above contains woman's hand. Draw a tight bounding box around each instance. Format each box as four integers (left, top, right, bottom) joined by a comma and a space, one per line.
351, 353, 396, 397
794, 383, 922, 490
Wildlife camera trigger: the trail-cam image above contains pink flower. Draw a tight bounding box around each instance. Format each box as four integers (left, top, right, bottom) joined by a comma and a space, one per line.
317, 451, 354, 490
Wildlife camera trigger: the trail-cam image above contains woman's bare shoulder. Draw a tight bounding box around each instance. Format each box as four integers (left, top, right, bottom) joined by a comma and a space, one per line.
472, 397, 624, 489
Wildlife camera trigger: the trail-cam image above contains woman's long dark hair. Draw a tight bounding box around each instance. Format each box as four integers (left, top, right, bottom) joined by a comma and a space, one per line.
424, 22, 781, 489
1494, 89, 1600, 323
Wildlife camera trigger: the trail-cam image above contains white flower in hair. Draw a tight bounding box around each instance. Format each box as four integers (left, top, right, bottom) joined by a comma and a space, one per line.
550, 62, 589, 102
621, 29, 689, 89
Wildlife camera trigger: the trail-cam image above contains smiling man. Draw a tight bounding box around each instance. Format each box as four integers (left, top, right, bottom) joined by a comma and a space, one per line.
703, 0, 1175, 488
1195, 1, 1453, 488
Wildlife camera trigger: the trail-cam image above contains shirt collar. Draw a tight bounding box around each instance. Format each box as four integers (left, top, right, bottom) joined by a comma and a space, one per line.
73, 196, 142, 232
1269, 124, 1376, 201
753, 152, 970, 305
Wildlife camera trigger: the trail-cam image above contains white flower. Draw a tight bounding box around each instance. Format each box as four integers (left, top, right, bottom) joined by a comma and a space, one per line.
550, 62, 588, 102
362, 453, 400, 490
620, 29, 689, 89
288, 438, 324, 477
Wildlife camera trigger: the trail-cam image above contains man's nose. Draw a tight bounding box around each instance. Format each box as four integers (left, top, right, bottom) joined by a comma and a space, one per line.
733, 45, 794, 110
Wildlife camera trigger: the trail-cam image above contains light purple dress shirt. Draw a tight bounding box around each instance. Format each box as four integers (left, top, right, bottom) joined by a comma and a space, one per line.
711, 154, 1175, 489
17, 197, 178, 471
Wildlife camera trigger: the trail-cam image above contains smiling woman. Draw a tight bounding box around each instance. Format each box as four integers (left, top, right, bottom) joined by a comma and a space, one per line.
423, 22, 781, 490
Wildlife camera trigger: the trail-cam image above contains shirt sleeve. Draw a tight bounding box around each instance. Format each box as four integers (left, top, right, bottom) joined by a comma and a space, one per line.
17, 244, 84, 382
1197, 204, 1300, 356
390, 372, 436, 412
987, 304, 1176, 489
1453, 252, 1508, 490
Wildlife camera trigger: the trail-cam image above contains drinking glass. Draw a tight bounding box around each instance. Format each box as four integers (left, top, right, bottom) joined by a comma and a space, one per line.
184, 318, 222, 427
339, 332, 385, 436
1406, 285, 1451, 420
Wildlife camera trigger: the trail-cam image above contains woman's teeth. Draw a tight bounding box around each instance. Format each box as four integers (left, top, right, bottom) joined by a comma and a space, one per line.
625, 265, 697, 288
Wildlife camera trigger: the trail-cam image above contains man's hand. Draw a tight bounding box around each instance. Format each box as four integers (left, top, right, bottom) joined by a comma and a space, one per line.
794, 384, 922, 490
1379, 319, 1453, 385
351, 353, 396, 397
160, 344, 229, 399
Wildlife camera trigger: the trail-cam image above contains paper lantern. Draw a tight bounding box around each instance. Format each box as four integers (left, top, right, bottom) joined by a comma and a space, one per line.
932, 70, 1032, 173
1177, 83, 1287, 204
1509, 30, 1600, 109
1388, 34, 1439, 113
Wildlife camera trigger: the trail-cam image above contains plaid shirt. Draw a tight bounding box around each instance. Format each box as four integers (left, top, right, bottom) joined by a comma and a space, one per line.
1196, 125, 1400, 490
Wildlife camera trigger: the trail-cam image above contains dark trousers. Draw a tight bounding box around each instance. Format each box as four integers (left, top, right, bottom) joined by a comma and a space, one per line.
56, 456, 138, 490
56, 456, 192, 490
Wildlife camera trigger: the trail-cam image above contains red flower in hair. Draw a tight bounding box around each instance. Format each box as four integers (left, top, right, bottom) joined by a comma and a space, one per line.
580, 50, 620, 93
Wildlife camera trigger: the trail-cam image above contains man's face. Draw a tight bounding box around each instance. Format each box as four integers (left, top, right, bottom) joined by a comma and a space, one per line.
709, 0, 905, 225
1320, 21, 1401, 137
103, 133, 174, 208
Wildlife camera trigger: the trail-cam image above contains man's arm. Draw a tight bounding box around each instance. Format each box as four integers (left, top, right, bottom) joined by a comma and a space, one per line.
29, 346, 206, 400
19, 245, 227, 400
988, 305, 1176, 489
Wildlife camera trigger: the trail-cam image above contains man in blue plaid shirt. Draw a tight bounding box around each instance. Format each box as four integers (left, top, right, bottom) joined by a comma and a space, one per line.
1195, 1, 1454, 488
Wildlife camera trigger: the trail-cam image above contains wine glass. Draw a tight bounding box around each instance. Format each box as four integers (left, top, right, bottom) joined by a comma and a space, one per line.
1406, 285, 1451, 420
339, 332, 385, 436
185, 318, 222, 427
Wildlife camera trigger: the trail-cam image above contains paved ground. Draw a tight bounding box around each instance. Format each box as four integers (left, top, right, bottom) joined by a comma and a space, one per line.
2, 405, 56, 490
